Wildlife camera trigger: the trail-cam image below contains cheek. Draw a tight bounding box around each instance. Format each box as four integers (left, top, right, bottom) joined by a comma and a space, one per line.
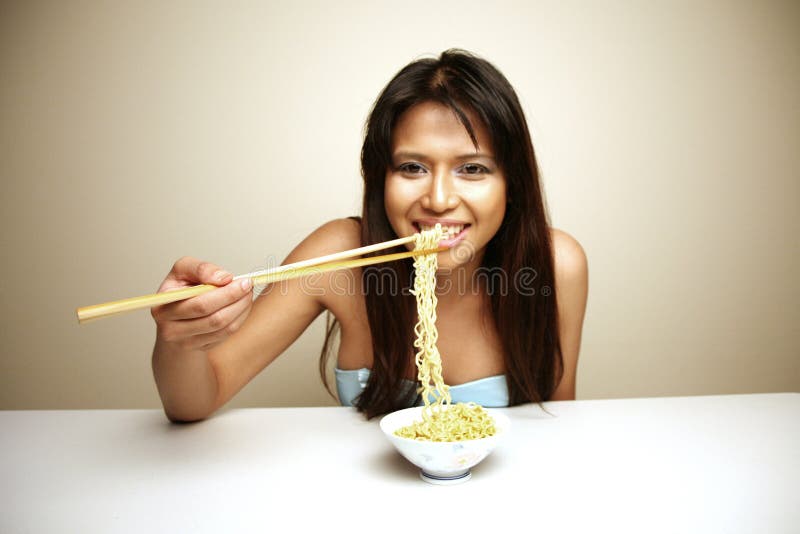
383, 179, 400, 219
493, 185, 508, 222
466, 181, 507, 223
490, 180, 507, 218
383, 180, 410, 237
384, 177, 418, 218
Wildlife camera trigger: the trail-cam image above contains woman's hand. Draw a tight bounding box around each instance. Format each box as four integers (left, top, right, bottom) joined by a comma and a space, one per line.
150, 219, 356, 422
151, 257, 253, 352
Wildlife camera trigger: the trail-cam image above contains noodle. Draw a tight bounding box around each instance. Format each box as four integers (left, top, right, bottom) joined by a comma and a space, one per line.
394, 224, 497, 441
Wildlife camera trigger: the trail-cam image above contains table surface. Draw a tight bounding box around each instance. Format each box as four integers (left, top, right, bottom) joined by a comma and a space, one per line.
1, 393, 798, 533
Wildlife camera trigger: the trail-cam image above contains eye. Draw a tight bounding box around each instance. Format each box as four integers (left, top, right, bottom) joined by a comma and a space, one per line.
398, 162, 427, 175
459, 163, 490, 176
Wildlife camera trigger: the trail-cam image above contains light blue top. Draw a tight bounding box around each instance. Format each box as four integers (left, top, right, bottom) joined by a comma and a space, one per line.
334, 367, 510, 408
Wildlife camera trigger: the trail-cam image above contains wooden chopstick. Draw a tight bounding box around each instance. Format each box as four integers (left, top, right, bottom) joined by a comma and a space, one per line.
76, 236, 445, 324
231, 234, 418, 281
250, 245, 447, 285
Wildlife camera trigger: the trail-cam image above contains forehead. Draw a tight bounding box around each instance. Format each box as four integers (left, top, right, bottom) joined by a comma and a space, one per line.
391, 101, 493, 154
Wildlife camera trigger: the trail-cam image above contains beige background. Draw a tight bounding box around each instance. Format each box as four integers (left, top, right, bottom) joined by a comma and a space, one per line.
1, 1, 797, 410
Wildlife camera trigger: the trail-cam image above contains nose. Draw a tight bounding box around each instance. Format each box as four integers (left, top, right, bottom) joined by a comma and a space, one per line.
420, 169, 460, 212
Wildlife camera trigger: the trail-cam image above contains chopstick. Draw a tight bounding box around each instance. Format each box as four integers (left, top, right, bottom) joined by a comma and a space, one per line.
76, 235, 447, 324
230, 234, 417, 281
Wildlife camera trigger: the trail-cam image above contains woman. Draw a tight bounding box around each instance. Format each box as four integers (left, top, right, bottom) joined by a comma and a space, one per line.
150, 49, 588, 422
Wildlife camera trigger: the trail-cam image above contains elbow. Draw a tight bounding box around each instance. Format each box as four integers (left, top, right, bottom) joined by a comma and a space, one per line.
163, 405, 215, 424
154, 378, 222, 424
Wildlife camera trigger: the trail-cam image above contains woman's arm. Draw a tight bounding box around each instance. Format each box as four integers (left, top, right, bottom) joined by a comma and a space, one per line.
549, 228, 589, 401
151, 218, 360, 422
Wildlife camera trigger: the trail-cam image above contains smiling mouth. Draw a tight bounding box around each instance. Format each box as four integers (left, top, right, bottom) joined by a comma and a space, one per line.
412, 222, 471, 240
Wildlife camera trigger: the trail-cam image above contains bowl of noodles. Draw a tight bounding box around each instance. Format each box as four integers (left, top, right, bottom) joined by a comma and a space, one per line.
379, 224, 510, 484
380, 403, 511, 485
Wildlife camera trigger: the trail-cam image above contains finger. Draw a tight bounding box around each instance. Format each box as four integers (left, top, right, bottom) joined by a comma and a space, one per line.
229, 301, 252, 330
156, 276, 252, 321
171, 256, 233, 286
172, 276, 252, 321
155, 257, 233, 295
189, 289, 253, 336
170, 296, 253, 351
211, 301, 252, 342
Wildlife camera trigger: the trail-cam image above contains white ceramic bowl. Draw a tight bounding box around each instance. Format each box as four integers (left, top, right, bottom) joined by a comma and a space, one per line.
379, 405, 510, 485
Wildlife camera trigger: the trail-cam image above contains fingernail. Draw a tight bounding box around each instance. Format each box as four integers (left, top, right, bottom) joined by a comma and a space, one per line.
240, 278, 252, 291
214, 270, 231, 281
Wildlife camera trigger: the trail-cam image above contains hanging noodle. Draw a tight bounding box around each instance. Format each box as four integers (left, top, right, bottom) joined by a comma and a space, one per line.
394, 224, 497, 442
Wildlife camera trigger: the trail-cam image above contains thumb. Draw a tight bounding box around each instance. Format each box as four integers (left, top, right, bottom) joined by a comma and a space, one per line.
170, 257, 234, 288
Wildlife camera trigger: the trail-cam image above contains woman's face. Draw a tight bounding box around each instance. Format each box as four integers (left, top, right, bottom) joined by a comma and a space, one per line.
384, 101, 507, 271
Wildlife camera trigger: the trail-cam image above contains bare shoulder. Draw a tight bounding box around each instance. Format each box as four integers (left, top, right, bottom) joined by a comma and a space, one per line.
549, 227, 588, 283
284, 217, 361, 264
548, 228, 588, 401
278, 218, 363, 311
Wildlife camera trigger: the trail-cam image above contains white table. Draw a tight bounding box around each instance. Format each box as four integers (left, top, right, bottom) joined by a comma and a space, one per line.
1, 393, 798, 533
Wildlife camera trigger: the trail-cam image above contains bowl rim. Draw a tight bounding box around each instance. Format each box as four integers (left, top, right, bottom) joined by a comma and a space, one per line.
379, 405, 510, 445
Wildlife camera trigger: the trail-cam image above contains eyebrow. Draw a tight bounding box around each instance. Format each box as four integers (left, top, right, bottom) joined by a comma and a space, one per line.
392, 151, 496, 161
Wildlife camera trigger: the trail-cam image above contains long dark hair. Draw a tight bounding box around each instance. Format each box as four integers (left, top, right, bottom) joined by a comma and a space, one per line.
320, 49, 562, 418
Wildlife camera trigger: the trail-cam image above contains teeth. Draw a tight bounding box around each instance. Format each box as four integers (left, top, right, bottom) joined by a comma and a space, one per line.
419, 223, 464, 237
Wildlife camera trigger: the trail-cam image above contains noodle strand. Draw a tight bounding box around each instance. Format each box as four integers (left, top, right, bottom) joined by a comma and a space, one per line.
394, 224, 497, 441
